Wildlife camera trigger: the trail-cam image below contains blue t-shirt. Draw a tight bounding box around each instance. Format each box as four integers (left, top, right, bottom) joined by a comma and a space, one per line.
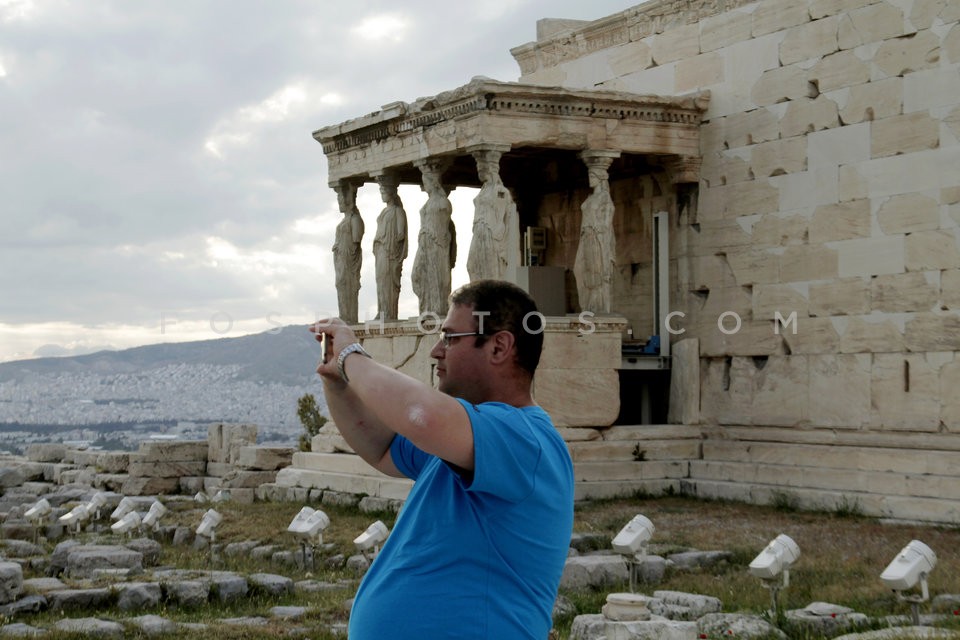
348, 400, 574, 639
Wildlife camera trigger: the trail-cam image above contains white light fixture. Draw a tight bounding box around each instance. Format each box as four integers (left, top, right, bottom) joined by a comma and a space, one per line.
749, 534, 800, 614
58, 504, 91, 533
25, 499, 52, 523
141, 500, 167, 531
86, 492, 108, 520
288, 506, 331, 544
354, 520, 389, 557
196, 508, 223, 541
110, 497, 137, 521
611, 514, 655, 594
110, 510, 141, 536
881, 540, 937, 625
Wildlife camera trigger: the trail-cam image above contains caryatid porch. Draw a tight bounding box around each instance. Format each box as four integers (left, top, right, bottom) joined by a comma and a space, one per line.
313, 77, 707, 427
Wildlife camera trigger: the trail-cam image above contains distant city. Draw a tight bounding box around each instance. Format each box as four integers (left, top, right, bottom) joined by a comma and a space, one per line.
0, 326, 327, 454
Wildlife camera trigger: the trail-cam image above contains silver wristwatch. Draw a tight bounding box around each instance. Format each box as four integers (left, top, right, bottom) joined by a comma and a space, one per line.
337, 342, 371, 383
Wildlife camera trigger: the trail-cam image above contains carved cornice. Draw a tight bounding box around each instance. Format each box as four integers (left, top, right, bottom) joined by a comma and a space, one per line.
313, 78, 708, 156
510, 0, 760, 75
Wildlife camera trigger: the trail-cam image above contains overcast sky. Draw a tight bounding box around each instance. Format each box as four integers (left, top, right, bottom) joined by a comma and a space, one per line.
0, 0, 635, 363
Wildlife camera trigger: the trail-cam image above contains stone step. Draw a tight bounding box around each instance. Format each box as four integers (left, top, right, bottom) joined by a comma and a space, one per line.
690, 460, 960, 501
573, 460, 688, 483
574, 479, 680, 501
290, 452, 385, 476
275, 468, 412, 500
568, 440, 700, 462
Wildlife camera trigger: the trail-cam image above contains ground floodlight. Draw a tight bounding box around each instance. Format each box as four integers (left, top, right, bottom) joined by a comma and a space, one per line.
211, 490, 231, 503
59, 504, 91, 532
86, 492, 108, 520
110, 496, 136, 521
749, 534, 801, 581
141, 500, 167, 530
881, 539, 936, 624
749, 534, 800, 615
288, 506, 330, 540
111, 510, 141, 535
196, 508, 223, 539
611, 514, 655, 593
25, 498, 52, 522
354, 520, 389, 555
612, 514, 655, 558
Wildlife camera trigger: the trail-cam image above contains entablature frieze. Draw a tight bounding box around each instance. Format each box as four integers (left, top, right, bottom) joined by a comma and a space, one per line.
314, 78, 709, 185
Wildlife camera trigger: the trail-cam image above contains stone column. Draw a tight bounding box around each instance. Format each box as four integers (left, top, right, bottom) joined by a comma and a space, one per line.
411, 158, 455, 317
574, 150, 620, 314
332, 179, 364, 324
466, 144, 519, 282
372, 171, 408, 321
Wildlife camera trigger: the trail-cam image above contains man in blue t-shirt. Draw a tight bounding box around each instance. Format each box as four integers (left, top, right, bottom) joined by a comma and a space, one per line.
312, 279, 574, 639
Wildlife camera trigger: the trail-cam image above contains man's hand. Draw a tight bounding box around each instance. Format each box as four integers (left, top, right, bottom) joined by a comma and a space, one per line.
309, 318, 357, 383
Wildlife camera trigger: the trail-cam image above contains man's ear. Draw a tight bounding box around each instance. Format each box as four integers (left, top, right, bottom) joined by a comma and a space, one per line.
488, 330, 515, 364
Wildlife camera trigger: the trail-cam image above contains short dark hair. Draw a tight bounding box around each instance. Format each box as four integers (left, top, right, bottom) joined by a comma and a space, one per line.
450, 279, 544, 376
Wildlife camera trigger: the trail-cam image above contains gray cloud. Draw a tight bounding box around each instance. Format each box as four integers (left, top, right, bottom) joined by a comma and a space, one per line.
0, 0, 635, 360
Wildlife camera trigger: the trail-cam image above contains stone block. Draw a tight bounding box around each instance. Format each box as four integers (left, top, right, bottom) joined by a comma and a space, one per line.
839, 315, 905, 353
205, 461, 233, 477
311, 423, 354, 454
909, 0, 953, 29
808, 121, 870, 170
782, 317, 841, 354
946, 105, 960, 142
668, 340, 700, 427
116, 582, 162, 611
753, 284, 809, 320
809, 0, 876, 19
752, 65, 814, 106
236, 446, 294, 471
874, 29, 941, 78
533, 368, 620, 427
780, 15, 839, 65
870, 353, 941, 430
749, 355, 810, 426
838, 2, 908, 50
208, 423, 258, 464
95, 452, 129, 473
120, 476, 180, 496
906, 230, 960, 271
877, 193, 939, 234
810, 199, 871, 244
749, 137, 807, 177
872, 112, 940, 159
560, 555, 628, 590
836, 236, 905, 277
780, 244, 840, 282
675, 52, 724, 92
137, 440, 208, 463
871, 272, 939, 312
719, 109, 780, 149
838, 77, 903, 125
179, 476, 205, 494
222, 470, 279, 489
780, 95, 840, 138
940, 357, 960, 430
726, 248, 780, 285
608, 40, 653, 76
700, 154, 752, 188
721, 180, 781, 217
66, 545, 143, 579
752, 0, 810, 37
0, 562, 23, 605
696, 219, 753, 251
651, 23, 699, 65
809, 278, 870, 316
700, 9, 753, 52
25, 443, 66, 463
128, 460, 207, 478
948, 23, 960, 63
838, 164, 868, 201
904, 313, 960, 351
751, 213, 809, 247
810, 51, 870, 93
904, 67, 960, 112
540, 329, 621, 370
943, 269, 960, 309
809, 353, 871, 427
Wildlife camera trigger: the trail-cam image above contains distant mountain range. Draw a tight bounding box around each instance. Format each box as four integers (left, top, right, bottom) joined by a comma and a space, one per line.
0, 325, 323, 387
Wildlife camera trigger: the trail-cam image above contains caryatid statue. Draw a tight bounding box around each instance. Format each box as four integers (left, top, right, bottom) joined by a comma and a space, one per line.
372, 172, 408, 321
467, 144, 519, 282
574, 151, 620, 314
411, 158, 455, 318
332, 179, 364, 324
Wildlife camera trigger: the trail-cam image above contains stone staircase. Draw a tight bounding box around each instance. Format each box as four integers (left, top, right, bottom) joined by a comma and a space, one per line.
267, 425, 704, 502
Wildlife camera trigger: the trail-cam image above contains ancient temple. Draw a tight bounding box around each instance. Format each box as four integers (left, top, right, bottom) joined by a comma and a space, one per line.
301, 0, 960, 524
